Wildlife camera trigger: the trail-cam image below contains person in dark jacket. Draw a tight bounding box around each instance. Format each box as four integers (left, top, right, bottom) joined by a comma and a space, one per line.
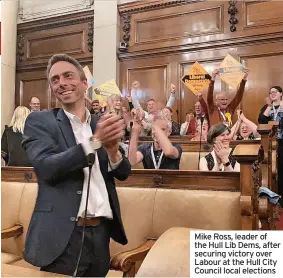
22, 54, 130, 277
1, 106, 32, 166
258, 86, 283, 207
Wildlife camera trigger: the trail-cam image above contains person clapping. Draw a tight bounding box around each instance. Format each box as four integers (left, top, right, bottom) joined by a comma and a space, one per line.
128, 111, 182, 169
199, 123, 240, 171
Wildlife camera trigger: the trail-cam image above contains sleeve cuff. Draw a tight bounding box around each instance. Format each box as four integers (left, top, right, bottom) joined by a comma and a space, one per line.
108, 158, 123, 171
81, 139, 94, 155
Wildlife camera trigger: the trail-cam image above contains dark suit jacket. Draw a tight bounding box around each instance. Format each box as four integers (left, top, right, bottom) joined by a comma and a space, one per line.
22, 109, 130, 267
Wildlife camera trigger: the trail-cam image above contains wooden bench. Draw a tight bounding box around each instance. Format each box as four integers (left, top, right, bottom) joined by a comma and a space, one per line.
2, 143, 272, 277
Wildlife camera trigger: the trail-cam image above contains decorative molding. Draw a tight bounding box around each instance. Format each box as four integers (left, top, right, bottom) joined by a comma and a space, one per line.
228, 0, 238, 32
118, 32, 283, 60
17, 34, 25, 63
19, 0, 94, 21
119, 14, 132, 52
87, 21, 94, 52
118, 0, 203, 15
18, 10, 94, 33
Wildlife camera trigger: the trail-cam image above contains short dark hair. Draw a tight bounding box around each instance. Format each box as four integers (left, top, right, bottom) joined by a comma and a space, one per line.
91, 100, 99, 105
147, 99, 156, 103
207, 123, 231, 145
46, 54, 86, 82
270, 86, 283, 93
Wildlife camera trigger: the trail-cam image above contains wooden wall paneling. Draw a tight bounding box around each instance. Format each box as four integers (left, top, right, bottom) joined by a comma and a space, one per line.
15, 11, 94, 110
15, 70, 50, 109
240, 58, 283, 124
127, 64, 169, 111
243, 1, 283, 30
118, 1, 283, 60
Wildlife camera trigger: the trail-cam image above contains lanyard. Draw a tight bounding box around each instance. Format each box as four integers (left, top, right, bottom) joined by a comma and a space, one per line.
151, 144, 164, 169
273, 105, 279, 121
218, 108, 226, 122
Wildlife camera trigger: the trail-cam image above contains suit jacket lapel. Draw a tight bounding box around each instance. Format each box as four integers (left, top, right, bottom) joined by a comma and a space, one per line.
56, 109, 77, 148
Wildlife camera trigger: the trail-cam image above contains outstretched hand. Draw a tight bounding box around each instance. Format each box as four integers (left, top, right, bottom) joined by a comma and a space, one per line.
243, 68, 249, 81
211, 69, 220, 80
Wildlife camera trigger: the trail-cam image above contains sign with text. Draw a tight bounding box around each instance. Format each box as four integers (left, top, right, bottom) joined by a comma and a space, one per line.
191, 231, 283, 278
93, 79, 122, 101
219, 54, 246, 89
181, 62, 211, 95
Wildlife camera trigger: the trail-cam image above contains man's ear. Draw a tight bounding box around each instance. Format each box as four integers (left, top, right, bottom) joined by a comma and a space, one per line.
82, 79, 88, 91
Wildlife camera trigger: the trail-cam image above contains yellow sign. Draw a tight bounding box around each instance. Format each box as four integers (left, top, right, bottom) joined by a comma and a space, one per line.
83, 66, 95, 89
219, 54, 246, 89
93, 80, 122, 101
181, 62, 211, 95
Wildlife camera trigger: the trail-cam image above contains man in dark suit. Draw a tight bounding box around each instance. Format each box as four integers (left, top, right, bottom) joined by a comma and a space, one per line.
22, 54, 131, 277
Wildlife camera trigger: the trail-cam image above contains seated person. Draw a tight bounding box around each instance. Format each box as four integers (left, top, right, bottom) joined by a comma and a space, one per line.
191, 119, 209, 141
199, 123, 240, 171
180, 111, 196, 135
230, 110, 260, 140
128, 111, 182, 169
163, 106, 180, 135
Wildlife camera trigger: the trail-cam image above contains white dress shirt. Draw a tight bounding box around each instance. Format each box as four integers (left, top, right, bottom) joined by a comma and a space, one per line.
199, 149, 240, 172
64, 109, 118, 219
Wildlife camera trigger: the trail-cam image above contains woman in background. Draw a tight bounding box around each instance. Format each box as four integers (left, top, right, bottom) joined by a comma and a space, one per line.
231, 110, 260, 140
1, 106, 32, 166
191, 119, 209, 141
258, 86, 283, 207
199, 123, 240, 171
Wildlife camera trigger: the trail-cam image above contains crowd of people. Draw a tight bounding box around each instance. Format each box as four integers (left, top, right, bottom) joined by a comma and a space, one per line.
1, 53, 282, 276
1, 57, 282, 194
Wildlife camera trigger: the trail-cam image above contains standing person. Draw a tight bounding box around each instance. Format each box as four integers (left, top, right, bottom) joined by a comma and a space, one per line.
258, 86, 283, 206
22, 54, 130, 277
29, 96, 41, 112
1, 106, 31, 166
128, 111, 182, 169
207, 68, 248, 126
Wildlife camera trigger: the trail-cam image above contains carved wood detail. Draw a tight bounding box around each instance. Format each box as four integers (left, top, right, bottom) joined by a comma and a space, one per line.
118, 0, 190, 15
119, 14, 131, 52
228, 0, 238, 32
17, 34, 25, 63
87, 21, 94, 52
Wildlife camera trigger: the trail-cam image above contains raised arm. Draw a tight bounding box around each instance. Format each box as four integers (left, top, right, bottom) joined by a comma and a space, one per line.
196, 91, 209, 121
207, 69, 219, 113
153, 124, 180, 159
229, 69, 248, 112
239, 112, 260, 138
128, 120, 144, 166
84, 94, 93, 105
166, 83, 176, 108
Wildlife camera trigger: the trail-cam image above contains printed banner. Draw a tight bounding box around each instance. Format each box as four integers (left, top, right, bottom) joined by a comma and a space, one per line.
219, 54, 246, 89
93, 79, 122, 99
181, 62, 211, 95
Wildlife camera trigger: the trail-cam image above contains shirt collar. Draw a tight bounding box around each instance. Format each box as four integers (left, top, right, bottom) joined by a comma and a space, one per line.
63, 108, 91, 124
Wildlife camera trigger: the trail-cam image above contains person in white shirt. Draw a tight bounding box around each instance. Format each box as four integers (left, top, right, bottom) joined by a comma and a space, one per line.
199, 123, 240, 171
22, 54, 130, 277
